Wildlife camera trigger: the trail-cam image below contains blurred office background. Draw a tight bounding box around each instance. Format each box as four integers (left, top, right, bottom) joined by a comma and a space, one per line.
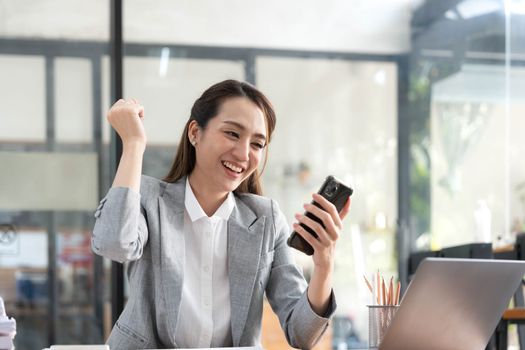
0, 0, 524, 349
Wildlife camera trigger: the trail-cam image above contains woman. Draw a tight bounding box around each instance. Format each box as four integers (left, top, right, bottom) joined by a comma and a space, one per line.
92, 80, 351, 349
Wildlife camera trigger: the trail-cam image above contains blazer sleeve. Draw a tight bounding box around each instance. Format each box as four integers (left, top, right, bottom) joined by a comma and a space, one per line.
265, 199, 337, 349
91, 184, 149, 263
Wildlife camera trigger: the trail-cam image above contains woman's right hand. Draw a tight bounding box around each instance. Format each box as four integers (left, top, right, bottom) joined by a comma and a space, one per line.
107, 99, 146, 148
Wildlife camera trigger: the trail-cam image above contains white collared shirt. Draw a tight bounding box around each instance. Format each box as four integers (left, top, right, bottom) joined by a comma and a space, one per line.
174, 178, 235, 348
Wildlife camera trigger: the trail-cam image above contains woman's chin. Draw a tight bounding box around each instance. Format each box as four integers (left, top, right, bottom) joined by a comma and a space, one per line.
226, 180, 242, 192
217, 169, 253, 193
226, 176, 249, 193
213, 177, 240, 193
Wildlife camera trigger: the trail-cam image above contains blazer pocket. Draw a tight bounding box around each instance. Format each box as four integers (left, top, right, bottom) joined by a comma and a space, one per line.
114, 321, 148, 346
257, 250, 275, 271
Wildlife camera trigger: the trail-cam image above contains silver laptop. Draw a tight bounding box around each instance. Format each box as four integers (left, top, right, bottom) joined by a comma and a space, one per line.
380, 258, 525, 350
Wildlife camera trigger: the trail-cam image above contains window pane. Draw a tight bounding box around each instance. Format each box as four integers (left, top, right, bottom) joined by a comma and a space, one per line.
0, 55, 46, 142
55, 58, 93, 144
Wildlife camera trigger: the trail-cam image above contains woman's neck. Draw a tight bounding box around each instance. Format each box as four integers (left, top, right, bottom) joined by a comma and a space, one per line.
188, 172, 228, 217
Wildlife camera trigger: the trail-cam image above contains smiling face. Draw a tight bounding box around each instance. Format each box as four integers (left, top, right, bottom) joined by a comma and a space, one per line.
188, 96, 268, 196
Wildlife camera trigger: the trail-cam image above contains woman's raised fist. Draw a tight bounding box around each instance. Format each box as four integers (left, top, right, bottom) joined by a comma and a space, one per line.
107, 98, 147, 147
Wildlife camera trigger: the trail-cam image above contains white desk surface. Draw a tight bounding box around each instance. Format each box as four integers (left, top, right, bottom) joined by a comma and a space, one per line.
46, 346, 262, 350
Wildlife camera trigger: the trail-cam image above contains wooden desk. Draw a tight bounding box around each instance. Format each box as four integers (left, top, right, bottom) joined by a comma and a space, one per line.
503, 308, 525, 321
493, 244, 514, 254
493, 243, 518, 260
261, 300, 332, 350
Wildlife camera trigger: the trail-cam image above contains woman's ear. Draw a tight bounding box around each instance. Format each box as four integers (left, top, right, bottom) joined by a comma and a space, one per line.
187, 120, 200, 146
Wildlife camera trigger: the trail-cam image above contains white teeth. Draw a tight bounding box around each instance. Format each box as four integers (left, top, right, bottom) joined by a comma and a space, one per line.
223, 161, 243, 173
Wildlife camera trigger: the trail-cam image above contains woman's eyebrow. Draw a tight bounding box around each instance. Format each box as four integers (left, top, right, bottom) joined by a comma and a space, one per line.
223, 120, 266, 141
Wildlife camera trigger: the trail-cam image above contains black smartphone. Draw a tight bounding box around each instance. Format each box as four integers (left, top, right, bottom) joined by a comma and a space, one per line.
287, 175, 353, 255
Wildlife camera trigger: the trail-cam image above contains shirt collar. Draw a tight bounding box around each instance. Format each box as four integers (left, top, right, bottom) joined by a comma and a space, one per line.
185, 177, 235, 222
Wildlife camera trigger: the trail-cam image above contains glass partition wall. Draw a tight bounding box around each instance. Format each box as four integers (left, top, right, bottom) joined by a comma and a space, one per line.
508, 1, 525, 241
407, 0, 525, 253
0, 1, 110, 348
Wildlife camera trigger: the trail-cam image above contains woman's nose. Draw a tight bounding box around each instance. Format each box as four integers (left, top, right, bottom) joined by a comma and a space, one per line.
232, 139, 250, 161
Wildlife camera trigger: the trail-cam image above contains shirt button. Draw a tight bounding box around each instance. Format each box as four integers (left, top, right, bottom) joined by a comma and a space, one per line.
203, 266, 210, 273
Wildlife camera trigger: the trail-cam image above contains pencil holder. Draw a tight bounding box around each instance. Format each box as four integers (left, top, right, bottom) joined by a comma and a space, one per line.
368, 305, 398, 348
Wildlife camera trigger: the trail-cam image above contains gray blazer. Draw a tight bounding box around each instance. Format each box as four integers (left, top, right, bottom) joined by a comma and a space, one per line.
92, 175, 335, 349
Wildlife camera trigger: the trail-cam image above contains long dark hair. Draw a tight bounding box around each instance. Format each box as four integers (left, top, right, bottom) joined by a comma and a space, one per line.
163, 80, 276, 195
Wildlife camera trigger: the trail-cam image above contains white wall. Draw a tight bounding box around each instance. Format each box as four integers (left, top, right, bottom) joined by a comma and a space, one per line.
0, 0, 414, 53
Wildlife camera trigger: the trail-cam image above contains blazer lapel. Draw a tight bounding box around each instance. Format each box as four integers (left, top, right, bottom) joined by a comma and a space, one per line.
228, 198, 266, 346
158, 177, 186, 344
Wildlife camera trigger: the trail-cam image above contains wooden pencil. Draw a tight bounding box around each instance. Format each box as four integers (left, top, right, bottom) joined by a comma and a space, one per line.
393, 280, 398, 306
381, 277, 386, 306
395, 281, 401, 305
377, 270, 381, 304
363, 275, 373, 293
388, 277, 394, 305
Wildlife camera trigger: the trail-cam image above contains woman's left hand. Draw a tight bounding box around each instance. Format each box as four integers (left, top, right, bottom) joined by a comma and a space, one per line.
293, 193, 351, 271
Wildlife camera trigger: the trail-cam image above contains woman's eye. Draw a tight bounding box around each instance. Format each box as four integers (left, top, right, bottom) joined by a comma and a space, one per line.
252, 143, 265, 150
226, 131, 239, 138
